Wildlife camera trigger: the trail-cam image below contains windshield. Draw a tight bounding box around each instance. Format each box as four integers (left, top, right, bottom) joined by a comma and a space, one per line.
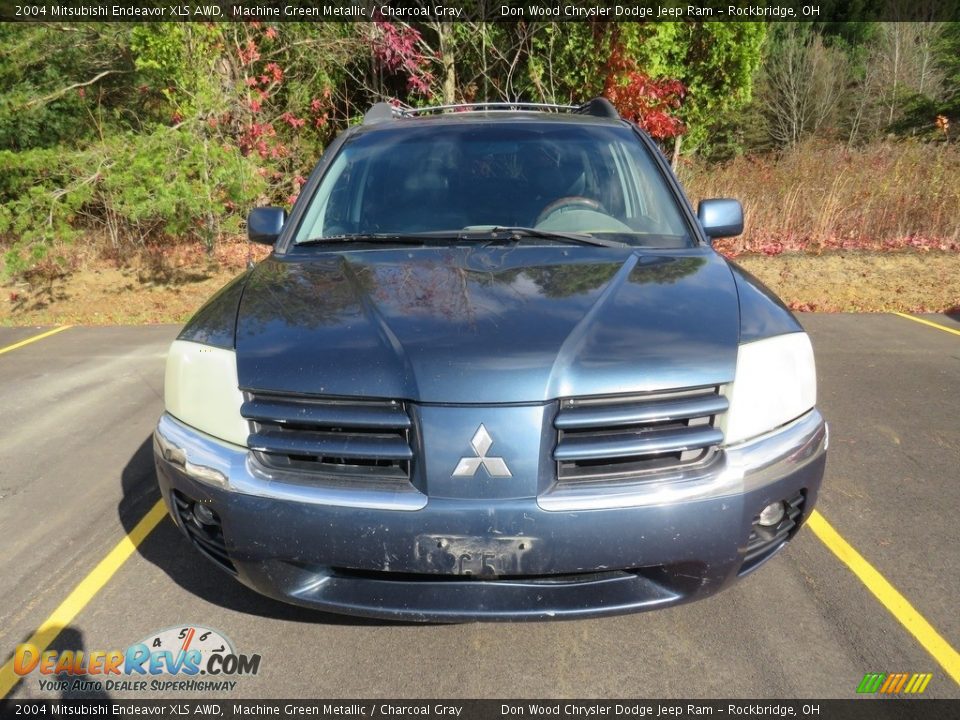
292, 121, 693, 248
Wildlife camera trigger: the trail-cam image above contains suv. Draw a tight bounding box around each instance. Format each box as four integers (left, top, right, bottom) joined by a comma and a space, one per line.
155, 98, 826, 621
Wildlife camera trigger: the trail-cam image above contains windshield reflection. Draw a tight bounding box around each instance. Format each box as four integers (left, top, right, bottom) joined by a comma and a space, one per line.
292, 123, 692, 248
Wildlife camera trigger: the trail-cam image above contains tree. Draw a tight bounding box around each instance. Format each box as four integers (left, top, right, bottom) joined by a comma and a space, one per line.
523, 22, 766, 155
759, 24, 850, 147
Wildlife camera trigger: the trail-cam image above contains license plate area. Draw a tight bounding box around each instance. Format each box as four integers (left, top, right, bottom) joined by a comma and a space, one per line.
414, 534, 536, 577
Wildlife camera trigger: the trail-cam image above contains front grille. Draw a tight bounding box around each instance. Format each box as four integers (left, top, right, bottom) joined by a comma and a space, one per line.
741, 492, 805, 574
171, 491, 236, 574
553, 386, 727, 482
242, 393, 413, 480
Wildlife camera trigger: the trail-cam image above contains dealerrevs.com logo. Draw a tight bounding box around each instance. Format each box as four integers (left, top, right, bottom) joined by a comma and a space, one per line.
14, 625, 260, 694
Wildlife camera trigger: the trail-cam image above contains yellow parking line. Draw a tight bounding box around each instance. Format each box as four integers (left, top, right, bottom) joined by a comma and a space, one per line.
893, 312, 960, 337
0, 499, 168, 699
0, 326, 72, 356
807, 510, 960, 686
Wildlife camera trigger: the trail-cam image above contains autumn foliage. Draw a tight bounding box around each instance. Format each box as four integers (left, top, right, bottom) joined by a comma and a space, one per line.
1, 20, 958, 284
371, 21, 434, 96
602, 43, 686, 139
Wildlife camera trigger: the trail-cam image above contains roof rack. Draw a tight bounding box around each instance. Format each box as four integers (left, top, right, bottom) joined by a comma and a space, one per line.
362, 97, 620, 125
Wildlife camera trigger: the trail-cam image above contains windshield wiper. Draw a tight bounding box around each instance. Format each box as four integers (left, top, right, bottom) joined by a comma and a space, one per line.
476, 226, 629, 249
297, 229, 630, 249
296, 233, 444, 247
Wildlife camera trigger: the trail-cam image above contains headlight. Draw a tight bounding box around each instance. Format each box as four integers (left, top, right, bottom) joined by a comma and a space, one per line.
164, 340, 248, 446
724, 332, 816, 445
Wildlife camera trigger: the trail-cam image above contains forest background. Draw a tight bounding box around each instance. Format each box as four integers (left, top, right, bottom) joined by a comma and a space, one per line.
1, 17, 958, 322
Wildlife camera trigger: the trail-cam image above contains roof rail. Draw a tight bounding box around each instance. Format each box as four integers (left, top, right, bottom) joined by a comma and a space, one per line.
361, 97, 621, 125
400, 102, 578, 117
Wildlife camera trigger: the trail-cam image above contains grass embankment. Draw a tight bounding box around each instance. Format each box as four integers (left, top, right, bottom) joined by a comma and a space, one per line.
2, 141, 958, 326
681, 139, 960, 256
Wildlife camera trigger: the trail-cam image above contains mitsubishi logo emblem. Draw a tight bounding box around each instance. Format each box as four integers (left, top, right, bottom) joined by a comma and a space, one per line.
452, 424, 512, 478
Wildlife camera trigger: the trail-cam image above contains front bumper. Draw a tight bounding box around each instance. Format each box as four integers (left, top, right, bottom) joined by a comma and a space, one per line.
154, 410, 826, 621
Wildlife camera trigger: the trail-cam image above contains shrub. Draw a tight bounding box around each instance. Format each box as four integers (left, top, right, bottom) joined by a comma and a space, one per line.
0, 127, 264, 277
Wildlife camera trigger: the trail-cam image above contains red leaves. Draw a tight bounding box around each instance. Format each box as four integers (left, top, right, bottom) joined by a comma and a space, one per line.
602, 44, 686, 139
371, 21, 434, 97
281, 112, 305, 129
239, 121, 284, 159
226, 27, 334, 206
264, 62, 283, 83
715, 229, 960, 257
371, 21, 418, 73
238, 39, 260, 67
309, 94, 330, 129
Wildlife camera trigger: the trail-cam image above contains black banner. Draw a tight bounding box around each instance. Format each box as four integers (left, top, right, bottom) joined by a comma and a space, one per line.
1, 700, 959, 720
1, 0, 960, 23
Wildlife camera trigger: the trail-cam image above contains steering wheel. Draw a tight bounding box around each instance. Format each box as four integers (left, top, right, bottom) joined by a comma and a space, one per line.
535, 196, 607, 226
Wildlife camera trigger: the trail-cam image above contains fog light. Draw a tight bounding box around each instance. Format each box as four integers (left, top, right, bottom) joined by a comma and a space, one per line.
758, 502, 786, 528
193, 502, 217, 526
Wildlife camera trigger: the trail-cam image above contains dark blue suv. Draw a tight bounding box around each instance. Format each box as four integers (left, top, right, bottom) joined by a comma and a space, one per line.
154, 98, 827, 620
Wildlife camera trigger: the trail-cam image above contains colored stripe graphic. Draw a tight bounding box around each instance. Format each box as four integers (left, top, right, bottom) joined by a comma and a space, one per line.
857, 672, 932, 694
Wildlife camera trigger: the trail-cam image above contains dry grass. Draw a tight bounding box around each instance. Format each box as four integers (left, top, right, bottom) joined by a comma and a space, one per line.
681, 140, 960, 255
735, 252, 960, 313
1, 239, 269, 326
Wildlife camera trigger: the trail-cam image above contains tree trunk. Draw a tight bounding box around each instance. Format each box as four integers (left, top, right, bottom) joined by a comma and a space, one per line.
439, 23, 457, 104
671, 135, 682, 170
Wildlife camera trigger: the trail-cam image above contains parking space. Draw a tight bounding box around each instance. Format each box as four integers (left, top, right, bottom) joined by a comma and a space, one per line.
0, 316, 957, 699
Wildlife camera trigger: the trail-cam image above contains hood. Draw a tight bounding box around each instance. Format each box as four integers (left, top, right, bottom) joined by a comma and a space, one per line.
235, 246, 739, 403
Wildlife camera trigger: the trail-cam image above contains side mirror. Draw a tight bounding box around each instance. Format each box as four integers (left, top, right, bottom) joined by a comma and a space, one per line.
247, 207, 286, 245
697, 199, 743, 240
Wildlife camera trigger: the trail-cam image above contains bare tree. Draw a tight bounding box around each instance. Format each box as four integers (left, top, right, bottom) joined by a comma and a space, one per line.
760, 26, 849, 147
868, 22, 945, 133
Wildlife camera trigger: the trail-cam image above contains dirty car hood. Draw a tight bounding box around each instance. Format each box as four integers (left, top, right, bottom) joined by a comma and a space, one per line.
235, 246, 740, 403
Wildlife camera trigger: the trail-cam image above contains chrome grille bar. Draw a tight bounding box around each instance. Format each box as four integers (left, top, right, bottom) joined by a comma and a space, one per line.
554, 427, 724, 462
555, 395, 728, 430
554, 386, 726, 482
243, 393, 414, 479
248, 430, 413, 461
241, 398, 410, 429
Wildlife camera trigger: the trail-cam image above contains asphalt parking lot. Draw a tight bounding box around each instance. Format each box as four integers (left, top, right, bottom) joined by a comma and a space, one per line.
0, 313, 958, 700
